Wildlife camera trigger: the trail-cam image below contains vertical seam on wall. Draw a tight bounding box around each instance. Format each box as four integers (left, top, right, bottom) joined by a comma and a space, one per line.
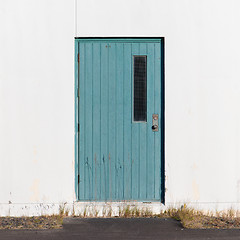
75, 0, 77, 36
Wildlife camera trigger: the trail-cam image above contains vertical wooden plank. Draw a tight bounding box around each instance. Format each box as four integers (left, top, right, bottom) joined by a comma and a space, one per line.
131, 43, 140, 199
146, 43, 155, 200
139, 43, 147, 200
100, 43, 108, 200
75, 40, 79, 200
92, 43, 101, 200
84, 43, 93, 200
160, 39, 165, 203
78, 43, 85, 200
123, 43, 132, 200
108, 43, 116, 200
115, 43, 124, 200
154, 42, 161, 200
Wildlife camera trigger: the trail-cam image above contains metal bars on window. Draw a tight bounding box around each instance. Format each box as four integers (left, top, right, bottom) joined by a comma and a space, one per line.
133, 56, 147, 122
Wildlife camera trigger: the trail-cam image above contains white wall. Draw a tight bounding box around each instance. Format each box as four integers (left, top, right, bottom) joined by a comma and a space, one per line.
0, 0, 75, 216
1, 0, 240, 216
76, 0, 240, 210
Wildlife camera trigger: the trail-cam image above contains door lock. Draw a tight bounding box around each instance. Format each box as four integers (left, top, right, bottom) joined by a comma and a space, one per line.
152, 114, 159, 132
152, 125, 158, 130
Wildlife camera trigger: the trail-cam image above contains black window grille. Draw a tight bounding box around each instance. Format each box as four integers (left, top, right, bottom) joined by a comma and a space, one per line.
133, 56, 147, 122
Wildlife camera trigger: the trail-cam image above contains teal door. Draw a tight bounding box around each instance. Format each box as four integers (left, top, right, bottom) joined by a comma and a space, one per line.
76, 38, 164, 202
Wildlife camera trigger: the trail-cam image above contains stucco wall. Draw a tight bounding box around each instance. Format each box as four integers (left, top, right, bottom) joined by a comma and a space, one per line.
0, 0, 75, 216
1, 0, 240, 216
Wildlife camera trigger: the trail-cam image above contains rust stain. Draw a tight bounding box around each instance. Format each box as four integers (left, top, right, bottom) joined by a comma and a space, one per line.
94, 154, 97, 200
192, 163, 198, 170
109, 153, 112, 200
30, 179, 40, 202
192, 180, 200, 201
86, 157, 91, 199
103, 156, 106, 199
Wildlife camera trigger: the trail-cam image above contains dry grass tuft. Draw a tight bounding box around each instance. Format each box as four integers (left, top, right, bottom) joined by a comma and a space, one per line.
158, 205, 240, 229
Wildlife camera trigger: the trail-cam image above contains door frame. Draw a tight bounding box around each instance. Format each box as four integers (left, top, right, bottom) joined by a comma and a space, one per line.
74, 37, 165, 203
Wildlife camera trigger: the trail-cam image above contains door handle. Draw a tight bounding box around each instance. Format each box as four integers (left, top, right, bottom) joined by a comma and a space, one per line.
152, 114, 159, 132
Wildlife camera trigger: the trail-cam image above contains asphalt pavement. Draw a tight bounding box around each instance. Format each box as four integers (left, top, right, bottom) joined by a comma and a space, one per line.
0, 218, 240, 240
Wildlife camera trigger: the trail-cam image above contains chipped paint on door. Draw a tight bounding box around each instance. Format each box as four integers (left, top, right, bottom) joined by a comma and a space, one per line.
76, 38, 164, 202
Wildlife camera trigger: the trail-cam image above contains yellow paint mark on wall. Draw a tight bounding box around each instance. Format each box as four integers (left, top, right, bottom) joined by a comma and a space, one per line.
192, 180, 200, 201
192, 163, 198, 170
30, 179, 40, 202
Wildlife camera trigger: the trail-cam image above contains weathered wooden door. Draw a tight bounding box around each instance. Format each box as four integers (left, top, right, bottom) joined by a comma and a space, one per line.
76, 38, 164, 202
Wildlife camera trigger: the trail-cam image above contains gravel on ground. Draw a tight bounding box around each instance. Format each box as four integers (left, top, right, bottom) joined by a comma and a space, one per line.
0, 216, 63, 229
